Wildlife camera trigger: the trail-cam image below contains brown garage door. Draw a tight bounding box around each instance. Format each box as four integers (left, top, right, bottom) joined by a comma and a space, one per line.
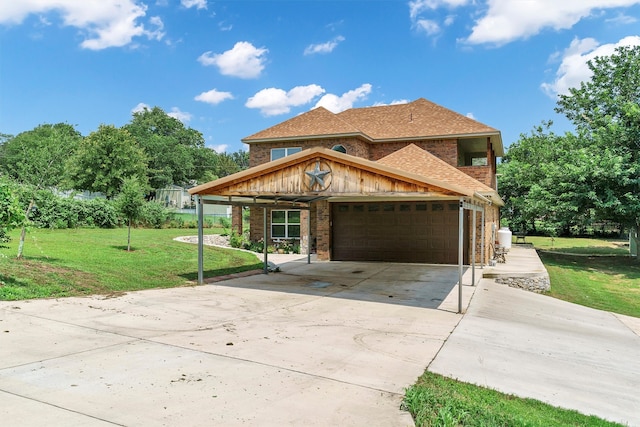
331, 201, 467, 264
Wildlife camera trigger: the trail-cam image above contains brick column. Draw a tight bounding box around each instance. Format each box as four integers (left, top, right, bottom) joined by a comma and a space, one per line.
231, 206, 243, 236
315, 200, 330, 260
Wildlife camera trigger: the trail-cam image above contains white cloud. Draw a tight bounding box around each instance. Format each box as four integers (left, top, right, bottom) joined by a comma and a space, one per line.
0, 0, 165, 50
195, 89, 234, 105
605, 12, 638, 25
198, 41, 268, 79
210, 144, 228, 153
304, 36, 345, 55
409, 0, 469, 20
541, 35, 640, 97
132, 102, 151, 113
246, 84, 325, 116
466, 112, 476, 120
314, 84, 372, 113
373, 99, 410, 106
466, 0, 640, 46
181, 0, 207, 10
167, 107, 192, 124
408, 0, 469, 38
415, 19, 440, 36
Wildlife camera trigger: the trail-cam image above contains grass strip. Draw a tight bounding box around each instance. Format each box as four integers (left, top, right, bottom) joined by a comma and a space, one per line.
404, 371, 624, 427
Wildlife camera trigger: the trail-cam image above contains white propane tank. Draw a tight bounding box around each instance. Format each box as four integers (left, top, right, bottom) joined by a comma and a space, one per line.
497, 227, 512, 250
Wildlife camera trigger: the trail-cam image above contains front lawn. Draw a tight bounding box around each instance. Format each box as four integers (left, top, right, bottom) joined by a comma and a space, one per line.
0, 228, 262, 300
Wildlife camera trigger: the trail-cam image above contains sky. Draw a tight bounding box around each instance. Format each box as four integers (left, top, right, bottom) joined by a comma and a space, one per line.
1, 0, 640, 154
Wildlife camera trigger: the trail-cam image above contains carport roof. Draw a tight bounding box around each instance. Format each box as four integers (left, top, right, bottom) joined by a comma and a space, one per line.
189, 146, 502, 207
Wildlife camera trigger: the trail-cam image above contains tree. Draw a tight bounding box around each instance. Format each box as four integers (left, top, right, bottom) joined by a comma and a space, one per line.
66, 125, 148, 199
499, 123, 596, 236
0, 123, 82, 188
123, 107, 208, 189
116, 177, 146, 251
0, 178, 26, 250
0, 123, 82, 257
555, 45, 640, 253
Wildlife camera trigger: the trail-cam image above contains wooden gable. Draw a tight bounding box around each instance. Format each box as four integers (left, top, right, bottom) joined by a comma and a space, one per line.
189, 147, 473, 199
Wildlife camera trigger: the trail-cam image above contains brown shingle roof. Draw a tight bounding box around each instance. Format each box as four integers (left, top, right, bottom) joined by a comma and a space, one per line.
242, 106, 360, 141
243, 98, 499, 142
377, 144, 494, 193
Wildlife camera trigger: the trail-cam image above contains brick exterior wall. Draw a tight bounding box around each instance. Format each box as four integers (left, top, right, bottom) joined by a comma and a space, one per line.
467, 205, 500, 264
459, 166, 494, 189
249, 137, 369, 167
367, 139, 458, 166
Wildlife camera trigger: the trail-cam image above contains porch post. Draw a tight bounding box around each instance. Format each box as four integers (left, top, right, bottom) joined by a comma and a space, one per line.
307, 204, 311, 264
458, 199, 464, 314
263, 207, 268, 274
197, 195, 204, 285
481, 206, 485, 269
472, 204, 476, 286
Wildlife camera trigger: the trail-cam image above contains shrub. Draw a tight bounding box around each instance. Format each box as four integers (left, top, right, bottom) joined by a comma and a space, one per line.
139, 202, 170, 229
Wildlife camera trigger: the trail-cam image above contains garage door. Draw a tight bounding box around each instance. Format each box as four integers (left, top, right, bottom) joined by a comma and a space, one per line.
331, 201, 467, 264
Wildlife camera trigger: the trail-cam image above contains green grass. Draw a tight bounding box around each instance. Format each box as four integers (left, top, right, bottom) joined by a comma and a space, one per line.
516, 236, 640, 317
0, 228, 263, 300
404, 372, 623, 427
539, 251, 640, 317
522, 236, 630, 255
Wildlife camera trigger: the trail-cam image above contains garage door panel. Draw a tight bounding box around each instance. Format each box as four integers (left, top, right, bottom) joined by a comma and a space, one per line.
332, 202, 464, 264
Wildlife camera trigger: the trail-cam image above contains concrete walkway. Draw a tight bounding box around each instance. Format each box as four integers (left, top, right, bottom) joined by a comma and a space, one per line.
430, 245, 640, 426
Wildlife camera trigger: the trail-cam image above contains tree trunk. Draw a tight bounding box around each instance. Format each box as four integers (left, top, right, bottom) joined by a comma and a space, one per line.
16, 199, 34, 259
127, 218, 132, 252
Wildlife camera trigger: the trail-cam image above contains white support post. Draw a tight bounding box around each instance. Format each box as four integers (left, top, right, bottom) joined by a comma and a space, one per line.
481, 206, 485, 269
307, 205, 311, 264
197, 195, 204, 285
263, 207, 268, 274
458, 199, 464, 314
472, 205, 476, 286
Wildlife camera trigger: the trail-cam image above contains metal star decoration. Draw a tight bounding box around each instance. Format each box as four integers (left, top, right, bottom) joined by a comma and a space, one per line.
305, 161, 331, 190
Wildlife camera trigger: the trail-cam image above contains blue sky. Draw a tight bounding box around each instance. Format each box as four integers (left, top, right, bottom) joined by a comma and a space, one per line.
1, 1, 640, 154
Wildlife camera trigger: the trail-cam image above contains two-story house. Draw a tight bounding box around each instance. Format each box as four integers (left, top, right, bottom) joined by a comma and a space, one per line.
190, 98, 504, 265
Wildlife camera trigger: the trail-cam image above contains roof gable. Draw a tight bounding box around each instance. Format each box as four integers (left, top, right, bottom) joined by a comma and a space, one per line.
189, 147, 474, 199
377, 144, 494, 193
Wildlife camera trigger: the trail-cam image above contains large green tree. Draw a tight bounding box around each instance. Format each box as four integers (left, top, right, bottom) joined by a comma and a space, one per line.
556, 45, 640, 251
66, 124, 148, 199
499, 123, 596, 235
0, 123, 82, 257
0, 123, 82, 188
123, 107, 208, 189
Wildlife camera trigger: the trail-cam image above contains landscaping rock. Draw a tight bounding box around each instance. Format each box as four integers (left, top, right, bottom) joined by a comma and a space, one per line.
495, 276, 550, 293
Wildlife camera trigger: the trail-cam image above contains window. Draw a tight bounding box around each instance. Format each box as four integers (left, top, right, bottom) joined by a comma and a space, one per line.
271, 147, 302, 161
271, 210, 301, 239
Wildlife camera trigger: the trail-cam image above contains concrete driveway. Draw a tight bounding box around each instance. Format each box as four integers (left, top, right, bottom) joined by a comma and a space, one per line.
0, 259, 476, 426
430, 277, 640, 426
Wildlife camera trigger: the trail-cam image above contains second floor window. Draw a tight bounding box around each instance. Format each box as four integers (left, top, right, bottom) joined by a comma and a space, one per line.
271, 147, 302, 161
